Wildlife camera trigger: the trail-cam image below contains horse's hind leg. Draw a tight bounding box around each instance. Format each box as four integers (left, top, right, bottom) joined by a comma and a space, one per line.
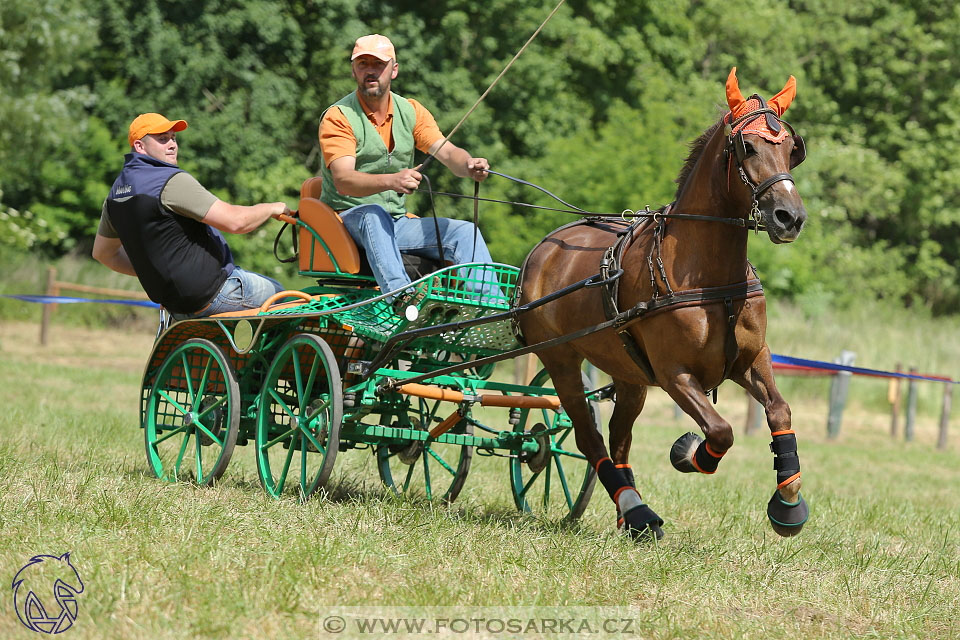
733, 346, 808, 536
607, 379, 664, 539
537, 350, 662, 541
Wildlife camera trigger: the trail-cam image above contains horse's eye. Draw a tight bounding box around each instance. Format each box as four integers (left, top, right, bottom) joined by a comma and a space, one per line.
743, 141, 757, 156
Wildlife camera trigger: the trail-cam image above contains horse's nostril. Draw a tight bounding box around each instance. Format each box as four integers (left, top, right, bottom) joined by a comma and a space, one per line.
774, 209, 794, 227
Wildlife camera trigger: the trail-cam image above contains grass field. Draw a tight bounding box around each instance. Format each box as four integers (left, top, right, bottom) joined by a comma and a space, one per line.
1, 318, 957, 640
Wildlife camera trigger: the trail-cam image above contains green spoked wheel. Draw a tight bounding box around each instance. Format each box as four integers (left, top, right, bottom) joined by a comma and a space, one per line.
144, 338, 240, 485
256, 333, 342, 501
509, 369, 598, 520
376, 396, 473, 502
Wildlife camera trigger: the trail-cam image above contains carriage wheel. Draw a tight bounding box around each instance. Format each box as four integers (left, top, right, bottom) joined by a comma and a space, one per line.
144, 338, 240, 485
376, 396, 473, 502
509, 369, 598, 520
256, 334, 342, 500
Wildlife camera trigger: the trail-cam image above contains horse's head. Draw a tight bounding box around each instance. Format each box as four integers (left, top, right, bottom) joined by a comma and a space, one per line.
724, 67, 807, 243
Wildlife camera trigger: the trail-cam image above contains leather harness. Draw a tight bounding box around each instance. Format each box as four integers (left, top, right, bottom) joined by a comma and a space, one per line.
597, 213, 764, 389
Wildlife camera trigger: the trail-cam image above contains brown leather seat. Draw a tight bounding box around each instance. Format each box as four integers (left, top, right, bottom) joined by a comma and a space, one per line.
297, 177, 363, 274
295, 177, 440, 282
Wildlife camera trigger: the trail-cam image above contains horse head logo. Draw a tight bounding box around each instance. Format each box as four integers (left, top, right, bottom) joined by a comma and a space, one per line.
11, 553, 84, 634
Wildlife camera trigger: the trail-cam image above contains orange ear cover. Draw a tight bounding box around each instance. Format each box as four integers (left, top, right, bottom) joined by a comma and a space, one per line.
768, 75, 797, 116
725, 67, 746, 112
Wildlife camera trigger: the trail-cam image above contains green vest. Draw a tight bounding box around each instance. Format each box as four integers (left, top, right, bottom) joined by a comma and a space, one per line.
319, 91, 416, 215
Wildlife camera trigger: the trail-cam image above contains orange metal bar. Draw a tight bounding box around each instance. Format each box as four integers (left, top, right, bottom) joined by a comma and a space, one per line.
273, 212, 299, 225
429, 410, 464, 438
397, 382, 561, 410
398, 383, 465, 403
480, 394, 561, 409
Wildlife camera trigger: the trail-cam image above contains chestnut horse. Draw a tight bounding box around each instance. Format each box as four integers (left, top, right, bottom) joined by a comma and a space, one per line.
517, 68, 809, 540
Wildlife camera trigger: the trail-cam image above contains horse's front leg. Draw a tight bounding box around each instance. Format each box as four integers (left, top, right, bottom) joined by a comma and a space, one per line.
733, 345, 809, 536
660, 370, 733, 476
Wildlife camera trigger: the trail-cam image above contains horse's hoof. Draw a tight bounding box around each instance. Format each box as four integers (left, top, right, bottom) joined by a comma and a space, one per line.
670, 432, 702, 473
619, 504, 665, 542
766, 489, 808, 537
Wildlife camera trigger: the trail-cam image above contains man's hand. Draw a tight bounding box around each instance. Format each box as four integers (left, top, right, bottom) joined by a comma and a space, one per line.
466, 157, 489, 182
391, 167, 423, 194
271, 202, 293, 217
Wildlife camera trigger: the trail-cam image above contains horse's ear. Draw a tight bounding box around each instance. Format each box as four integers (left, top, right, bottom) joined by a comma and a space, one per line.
769, 76, 797, 116
726, 67, 746, 112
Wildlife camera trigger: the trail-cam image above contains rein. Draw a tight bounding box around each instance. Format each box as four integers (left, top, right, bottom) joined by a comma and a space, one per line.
415, 182, 765, 230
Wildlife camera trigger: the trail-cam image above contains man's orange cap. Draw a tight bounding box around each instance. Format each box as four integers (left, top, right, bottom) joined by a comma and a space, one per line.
351, 34, 396, 62
128, 113, 188, 147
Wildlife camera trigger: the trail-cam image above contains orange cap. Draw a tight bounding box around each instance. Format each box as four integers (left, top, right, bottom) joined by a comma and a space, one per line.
128, 113, 188, 147
351, 34, 396, 62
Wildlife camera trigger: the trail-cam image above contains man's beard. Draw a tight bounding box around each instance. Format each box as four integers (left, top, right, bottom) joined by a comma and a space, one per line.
360, 77, 387, 99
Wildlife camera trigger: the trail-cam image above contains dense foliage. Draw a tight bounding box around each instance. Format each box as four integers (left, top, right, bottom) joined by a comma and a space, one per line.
2, 0, 958, 312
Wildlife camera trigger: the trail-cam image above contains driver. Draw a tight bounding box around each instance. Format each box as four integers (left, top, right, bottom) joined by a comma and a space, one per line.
317, 34, 501, 312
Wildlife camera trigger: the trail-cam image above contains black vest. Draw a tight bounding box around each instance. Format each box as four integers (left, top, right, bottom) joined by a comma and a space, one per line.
105, 153, 234, 313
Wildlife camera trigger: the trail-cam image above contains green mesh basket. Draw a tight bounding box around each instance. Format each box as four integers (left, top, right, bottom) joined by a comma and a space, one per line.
260, 263, 521, 356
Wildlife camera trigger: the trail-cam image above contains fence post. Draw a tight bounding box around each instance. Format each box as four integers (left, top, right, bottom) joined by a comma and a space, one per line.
514, 353, 538, 385
937, 382, 952, 450
39, 266, 57, 346
586, 363, 599, 392
826, 350, 855, 439
904, 367, 918, 442
745, 392, 764, 434
888, 362, 902, 437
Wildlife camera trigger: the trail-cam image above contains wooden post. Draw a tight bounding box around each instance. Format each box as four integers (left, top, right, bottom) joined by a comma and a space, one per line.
745, 393, 764, 434
40, 266, 57, 346
889, 362, 902, 437
937, 382, 952, 450
826, 350, 855, 439
515, 353, 538, 385
904, 367, 918, 442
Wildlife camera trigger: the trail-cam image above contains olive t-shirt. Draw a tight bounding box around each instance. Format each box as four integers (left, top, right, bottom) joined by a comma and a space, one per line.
97, 172, 218, 238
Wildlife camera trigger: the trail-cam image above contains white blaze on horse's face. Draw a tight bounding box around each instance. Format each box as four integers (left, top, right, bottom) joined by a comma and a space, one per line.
756, 140, 807, 244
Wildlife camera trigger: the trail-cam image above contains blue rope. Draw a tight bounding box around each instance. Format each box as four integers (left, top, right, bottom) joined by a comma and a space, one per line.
772, 354, 955, 384
1, 294, 160, 308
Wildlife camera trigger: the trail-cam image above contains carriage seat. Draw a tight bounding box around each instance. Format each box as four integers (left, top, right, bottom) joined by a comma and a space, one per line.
297, 176, 364, 275
296, 177, 440, 281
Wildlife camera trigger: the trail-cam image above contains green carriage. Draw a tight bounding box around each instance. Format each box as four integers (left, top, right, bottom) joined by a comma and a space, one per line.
138, 179, 602, 519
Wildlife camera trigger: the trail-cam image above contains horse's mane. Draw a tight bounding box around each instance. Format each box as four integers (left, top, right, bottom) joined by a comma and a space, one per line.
674, 118, 724, 199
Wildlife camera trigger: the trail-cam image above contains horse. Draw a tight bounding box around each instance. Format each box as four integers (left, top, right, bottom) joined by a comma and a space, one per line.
516, 67, 809, 540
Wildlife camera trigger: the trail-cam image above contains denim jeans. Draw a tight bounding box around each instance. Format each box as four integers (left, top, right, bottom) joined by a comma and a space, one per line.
339, 204, 502, 300
170, 267, 285, 321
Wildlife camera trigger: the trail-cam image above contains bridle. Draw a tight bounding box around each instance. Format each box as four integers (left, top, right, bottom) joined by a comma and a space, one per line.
723, 103, 806, 228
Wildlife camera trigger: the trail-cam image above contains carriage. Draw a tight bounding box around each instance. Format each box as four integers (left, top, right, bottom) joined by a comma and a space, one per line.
139, 176, 599, 518
139, 68, 811, 540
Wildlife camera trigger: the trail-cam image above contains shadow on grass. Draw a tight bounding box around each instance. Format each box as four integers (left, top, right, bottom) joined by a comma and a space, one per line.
126, 459, 603, 540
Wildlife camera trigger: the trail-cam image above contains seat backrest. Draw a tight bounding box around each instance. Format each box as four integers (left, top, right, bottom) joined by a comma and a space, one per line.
297, 178, 362, 275
300, 176, 324, 200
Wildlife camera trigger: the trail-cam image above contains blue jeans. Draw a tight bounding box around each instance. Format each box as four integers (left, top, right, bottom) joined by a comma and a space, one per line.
171, 267, 285, 321
339, 204, 502, 300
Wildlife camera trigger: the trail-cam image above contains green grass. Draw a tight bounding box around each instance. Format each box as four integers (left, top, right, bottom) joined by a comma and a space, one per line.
1, 321, 958, 639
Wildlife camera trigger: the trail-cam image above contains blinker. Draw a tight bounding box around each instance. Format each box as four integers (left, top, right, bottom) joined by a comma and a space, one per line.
790, 135, 806, 168
732, 132, 748, 163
